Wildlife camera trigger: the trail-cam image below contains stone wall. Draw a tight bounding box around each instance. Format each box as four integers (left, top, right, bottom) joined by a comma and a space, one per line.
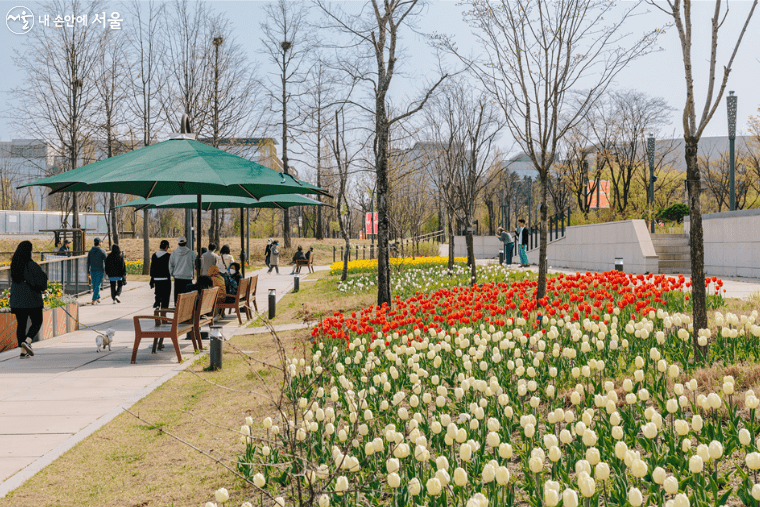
684, 209, 760, 278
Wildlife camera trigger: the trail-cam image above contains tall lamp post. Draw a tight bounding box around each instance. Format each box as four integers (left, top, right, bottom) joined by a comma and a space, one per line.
647, 134, 656, 233
727, 90, 737, 211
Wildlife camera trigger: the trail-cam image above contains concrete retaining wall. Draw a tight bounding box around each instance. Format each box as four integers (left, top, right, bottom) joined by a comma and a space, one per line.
684, 209, 760, 278
526, 220, 659, 274
452, 235, 504, 259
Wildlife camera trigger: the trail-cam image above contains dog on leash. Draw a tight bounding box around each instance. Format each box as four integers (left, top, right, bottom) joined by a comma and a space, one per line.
97, 328, 115, 352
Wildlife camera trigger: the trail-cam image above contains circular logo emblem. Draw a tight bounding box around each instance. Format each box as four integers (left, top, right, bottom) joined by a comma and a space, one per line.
6, 6, 35, 34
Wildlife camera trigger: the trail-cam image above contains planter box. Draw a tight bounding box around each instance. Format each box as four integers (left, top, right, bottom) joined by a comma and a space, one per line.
0, 303, 79, 353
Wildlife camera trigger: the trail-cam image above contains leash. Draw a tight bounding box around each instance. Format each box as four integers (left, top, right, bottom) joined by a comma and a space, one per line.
56, 304, 110, 338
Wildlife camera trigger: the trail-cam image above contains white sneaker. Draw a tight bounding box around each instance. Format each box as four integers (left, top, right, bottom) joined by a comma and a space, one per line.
21, 340, 34, 356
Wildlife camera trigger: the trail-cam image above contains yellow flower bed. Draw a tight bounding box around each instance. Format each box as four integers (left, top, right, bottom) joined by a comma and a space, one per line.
330, 256, 467, 275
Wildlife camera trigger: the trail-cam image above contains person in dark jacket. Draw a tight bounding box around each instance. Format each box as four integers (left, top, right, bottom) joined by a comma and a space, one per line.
516, 219, 530, 267
223, 262, 242, 302
87, 237, 107, 303
9, 240, 48, 358
264, 239, 273, 268
105, 244, 127, 304
150, 240, 172, 309
289, 246, 305, 274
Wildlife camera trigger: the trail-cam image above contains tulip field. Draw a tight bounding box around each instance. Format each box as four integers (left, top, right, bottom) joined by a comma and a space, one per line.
220, 267, 760, 507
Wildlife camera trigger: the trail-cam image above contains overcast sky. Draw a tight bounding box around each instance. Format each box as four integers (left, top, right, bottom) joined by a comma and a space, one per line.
1, 0, 758, 147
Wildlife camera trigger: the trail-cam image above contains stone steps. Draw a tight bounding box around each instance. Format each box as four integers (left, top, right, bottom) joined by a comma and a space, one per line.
651, 234, 691, 274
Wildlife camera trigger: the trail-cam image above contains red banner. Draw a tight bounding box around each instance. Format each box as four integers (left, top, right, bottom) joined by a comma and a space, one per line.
365, 212, 378, 234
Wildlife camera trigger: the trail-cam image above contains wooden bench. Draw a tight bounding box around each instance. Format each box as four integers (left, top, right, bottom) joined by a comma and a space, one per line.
192, 287, 219, 350
295, 254, 314, 273
132, 291, 196, 364
219, 276, 253, 324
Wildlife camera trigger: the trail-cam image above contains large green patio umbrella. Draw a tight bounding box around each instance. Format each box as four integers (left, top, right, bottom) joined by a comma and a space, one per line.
117, 193, 329, 276
21, 137, 329, 273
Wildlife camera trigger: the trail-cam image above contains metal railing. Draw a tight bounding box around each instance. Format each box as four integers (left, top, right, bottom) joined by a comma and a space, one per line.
0, 253, 99, 296
331, 229, 446, 263
527, 208, 571, 252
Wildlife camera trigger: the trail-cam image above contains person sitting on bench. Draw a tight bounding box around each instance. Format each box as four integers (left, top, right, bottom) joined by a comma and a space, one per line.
289, 246, 306, 275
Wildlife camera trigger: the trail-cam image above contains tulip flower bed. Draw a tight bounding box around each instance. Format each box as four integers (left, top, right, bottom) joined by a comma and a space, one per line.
223, 271, 760, 507
338, 264, 526, 299
330, 256, 468, 275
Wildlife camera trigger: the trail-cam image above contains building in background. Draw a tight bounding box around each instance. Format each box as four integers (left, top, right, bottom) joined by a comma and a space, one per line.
0, 139, 53, 210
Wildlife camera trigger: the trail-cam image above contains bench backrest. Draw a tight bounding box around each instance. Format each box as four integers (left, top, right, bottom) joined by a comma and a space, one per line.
175, 292, 197, 325
247, 275, 257, 301
236, 277, 250, 302
198, 287, 219, 316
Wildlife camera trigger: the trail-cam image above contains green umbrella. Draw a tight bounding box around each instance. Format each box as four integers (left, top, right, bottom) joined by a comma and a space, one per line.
117, 193, 329, 276
20, 138, 327, 200
117, 193, 327, 211
21, 137, 329, 274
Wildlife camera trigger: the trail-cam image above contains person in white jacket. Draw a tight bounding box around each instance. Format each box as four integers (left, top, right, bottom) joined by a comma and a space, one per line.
169, 236, 197, 304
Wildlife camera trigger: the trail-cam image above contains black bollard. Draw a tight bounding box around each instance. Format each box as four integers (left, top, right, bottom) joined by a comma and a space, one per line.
209, 325, 223, 371
268, 289, 276, 319
499, 250, 504, 265
294, 273, 300, 293
615, 258, 624, 272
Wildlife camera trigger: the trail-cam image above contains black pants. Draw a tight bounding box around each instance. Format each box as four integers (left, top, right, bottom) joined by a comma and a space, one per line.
11, 307, 43, 347
154, 280, 171, 308
110, 280, 123, 299
267, 264, 279, 273
174, 279, 192, 304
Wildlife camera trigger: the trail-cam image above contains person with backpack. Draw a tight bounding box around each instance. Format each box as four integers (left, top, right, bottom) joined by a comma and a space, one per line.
496, 227, 515, 266
218, 244, 235, 272
105, 244, 127, 304
516, 219, 530, 267
264, 239, 273, 268
87, 237, 107, 304
150, 240, 172, 309
9, 240, 48, 358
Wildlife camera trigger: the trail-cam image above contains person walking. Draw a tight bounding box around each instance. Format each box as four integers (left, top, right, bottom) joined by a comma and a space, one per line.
496, 227, 514, 266
105, 244, 127, 303
516, 219, 530, 268
9, 240, 48, 358
264, 239, 273, 268
169, 236, 196, 304
218, 244, 234, 272
87, 237, 107, 304
150, 240, 172, 309
200, 244, 220, 276
267, 240, 280, 274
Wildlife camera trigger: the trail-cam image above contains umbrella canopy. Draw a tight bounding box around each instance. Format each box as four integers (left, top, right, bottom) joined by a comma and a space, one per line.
117, 193, 328, 211
20, 137, 328, 199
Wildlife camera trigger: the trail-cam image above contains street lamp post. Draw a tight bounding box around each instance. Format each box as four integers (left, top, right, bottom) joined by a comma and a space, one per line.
727, 90, 737, 211
647, 134, 656, 234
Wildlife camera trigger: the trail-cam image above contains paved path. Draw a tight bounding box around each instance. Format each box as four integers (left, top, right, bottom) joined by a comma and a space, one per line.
0, 266, 326, 497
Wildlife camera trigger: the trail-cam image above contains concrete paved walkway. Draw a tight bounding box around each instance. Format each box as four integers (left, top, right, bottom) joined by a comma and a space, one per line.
0, 265, 325, 497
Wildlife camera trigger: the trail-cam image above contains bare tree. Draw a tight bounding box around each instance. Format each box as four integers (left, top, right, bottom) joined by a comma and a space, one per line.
92, 28, 130, 248
651, 0, 757, 337
261, 0, 314, 249
125, 0, 166, 273
318, 0, 447, 306
11, 0, 106, 232
442, 0, 659, 301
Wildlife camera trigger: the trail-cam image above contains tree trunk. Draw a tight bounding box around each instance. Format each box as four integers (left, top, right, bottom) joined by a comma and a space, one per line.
281, 53, 291, 249
110, 193, 119, 247
486, 198, 496, 235
465, 222, 476, 285
142, 209, 150, 275
537, 172, 549, 302
447, 209, 455, 274
685, 138, 707, 353
376, 111, 391, 306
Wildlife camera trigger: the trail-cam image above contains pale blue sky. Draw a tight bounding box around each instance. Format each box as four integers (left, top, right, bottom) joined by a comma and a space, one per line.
1, 0, 758, 145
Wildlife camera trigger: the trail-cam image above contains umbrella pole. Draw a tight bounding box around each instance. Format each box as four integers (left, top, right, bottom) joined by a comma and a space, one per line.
197, 194, 202, 279
240, 207, 245, 277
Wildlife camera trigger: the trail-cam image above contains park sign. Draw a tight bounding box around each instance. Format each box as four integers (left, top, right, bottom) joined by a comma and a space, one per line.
365, 212, 378, 235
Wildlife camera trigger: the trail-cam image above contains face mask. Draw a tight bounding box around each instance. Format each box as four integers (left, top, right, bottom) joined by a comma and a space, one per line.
229, 269, 236, 275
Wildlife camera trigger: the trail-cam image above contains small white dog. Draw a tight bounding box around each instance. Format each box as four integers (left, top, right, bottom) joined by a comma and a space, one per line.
96, 328, 115, 352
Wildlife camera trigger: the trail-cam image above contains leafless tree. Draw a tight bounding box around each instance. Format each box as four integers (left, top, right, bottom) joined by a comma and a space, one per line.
125, 0, 166, 272
11, 0, 106, 231
261, 0, 314, 249
441, 0, 659, 301
317, 0, 447, 305
421, 79, 504, 283
650, 0, 757, 337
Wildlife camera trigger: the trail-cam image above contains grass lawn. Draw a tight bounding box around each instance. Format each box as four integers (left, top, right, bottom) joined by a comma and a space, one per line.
0, 327, 316, 507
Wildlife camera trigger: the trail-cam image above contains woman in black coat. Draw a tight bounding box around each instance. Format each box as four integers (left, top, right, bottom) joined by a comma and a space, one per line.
105, 244, 127, 303
10, 240, 48, 358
